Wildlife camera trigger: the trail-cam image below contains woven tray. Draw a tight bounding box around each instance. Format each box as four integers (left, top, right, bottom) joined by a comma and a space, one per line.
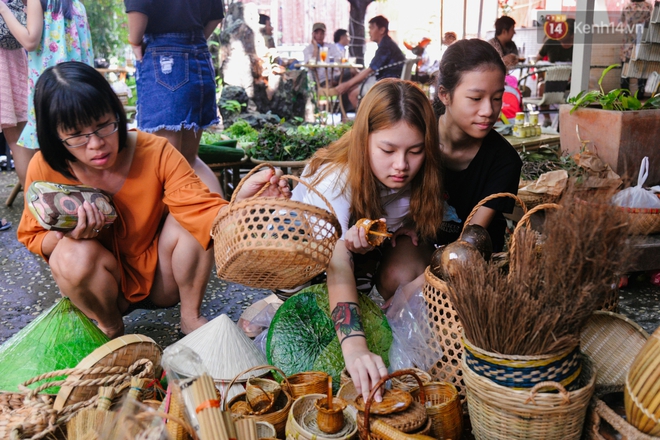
580, 311, 649, 387
53, 334, 162, 411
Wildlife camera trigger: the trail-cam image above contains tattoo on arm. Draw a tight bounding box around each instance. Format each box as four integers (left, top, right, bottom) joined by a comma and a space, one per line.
331, 302, 364, 336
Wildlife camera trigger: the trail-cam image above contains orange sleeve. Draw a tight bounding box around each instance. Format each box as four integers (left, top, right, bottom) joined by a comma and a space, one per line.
16, 153, 64, 261
156, 142, 228, 250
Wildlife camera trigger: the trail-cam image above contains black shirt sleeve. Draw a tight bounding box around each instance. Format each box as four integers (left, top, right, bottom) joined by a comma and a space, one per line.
124, 0, 224, 34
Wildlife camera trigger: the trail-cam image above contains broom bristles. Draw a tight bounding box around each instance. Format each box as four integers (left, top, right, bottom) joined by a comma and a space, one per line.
447, 189, 630, 356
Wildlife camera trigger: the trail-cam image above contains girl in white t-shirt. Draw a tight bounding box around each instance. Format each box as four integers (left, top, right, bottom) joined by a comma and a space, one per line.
292, 78, 443, 402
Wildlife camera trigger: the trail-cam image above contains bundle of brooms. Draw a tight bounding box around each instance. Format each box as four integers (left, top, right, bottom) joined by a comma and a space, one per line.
447, 189, 631, 356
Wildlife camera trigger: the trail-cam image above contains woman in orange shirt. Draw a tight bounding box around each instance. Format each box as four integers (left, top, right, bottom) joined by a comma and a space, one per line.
17, 61, 289, 339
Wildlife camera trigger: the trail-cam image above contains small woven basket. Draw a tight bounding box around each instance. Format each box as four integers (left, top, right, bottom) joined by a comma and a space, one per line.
463, 354, 596, 440
410, 382, 462, 440
212, 164, 342, 290
285, 371, 329, 400
390, 368, 431, 393
285, 393, 357, 440
625, 326, 660, 436
246, 377, 281, 414
358, 369, 429, 440
222, 365, 293, 438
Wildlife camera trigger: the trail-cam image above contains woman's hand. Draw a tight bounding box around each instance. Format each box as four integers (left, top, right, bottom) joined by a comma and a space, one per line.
391, 225, 419, 247
345, 218, 387, 254
233, 167, 291, 202
343, 337, 387, 403
55, 201, 106, 240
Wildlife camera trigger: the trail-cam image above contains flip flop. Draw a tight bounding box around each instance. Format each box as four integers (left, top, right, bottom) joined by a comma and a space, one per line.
0, 219, 11, 231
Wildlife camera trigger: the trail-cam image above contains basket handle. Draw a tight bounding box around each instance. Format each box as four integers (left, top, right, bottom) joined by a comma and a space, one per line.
525, 381, 571, 405
461, 192, 527, 237
508, 203, 562, 275
227, 162, 339, 220
244, 382, 275, 415
221, 364, 292, 411
362, 369, 426, 440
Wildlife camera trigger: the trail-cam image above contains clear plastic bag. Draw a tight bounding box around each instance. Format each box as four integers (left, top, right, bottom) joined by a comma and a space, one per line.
612, 157, 660, 209
386, 280, 443, 372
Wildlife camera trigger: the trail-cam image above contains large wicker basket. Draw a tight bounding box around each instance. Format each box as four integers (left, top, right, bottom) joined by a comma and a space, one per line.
463, 355, 596, 440
211, 164, 342, 290
423, 193, 527, 405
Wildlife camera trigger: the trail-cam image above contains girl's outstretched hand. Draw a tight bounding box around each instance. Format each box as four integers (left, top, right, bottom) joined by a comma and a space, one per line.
343, 338, 386, 404
233, 167, 291, 202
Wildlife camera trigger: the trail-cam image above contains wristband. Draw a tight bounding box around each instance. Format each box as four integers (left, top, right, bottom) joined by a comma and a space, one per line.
340, 333, 367, 345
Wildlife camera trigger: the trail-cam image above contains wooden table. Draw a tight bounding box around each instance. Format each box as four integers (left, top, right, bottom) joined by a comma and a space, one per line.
504, 133, 561, 151
298, 62, 363, 122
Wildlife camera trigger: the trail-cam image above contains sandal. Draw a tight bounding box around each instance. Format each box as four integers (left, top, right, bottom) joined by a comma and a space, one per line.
0, 219, 11, 231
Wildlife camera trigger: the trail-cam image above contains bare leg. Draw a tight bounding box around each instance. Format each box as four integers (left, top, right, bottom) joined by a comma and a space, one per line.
49, 238, 125, 338
150, 214, 213, 335
154, 128, 224, 197
375, 236, 434, 300
3, 122, 34, 187
348, 86, 360, 110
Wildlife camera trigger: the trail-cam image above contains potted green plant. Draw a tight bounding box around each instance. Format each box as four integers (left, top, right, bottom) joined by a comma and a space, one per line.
559, 64, 660, 185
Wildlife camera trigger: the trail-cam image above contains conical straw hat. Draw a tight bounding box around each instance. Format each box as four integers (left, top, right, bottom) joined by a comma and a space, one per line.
171, 314, 268, 382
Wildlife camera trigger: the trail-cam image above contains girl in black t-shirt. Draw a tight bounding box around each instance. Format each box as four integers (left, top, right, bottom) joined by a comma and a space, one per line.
433, 39, 522, 251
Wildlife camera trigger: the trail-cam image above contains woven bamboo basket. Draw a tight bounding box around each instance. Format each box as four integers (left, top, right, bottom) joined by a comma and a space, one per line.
246, 377, 281, 414
390, 369, 431, 393
463, 337, 582, 390
424, 192, 527, 405
223, 365, 293, 438
410, 382, 462, 440
211, 163, 342, 290
285, 371, 329, 399
463, 354, 596, 440
256, 421, 277, 439
586, 386, 660, 440
580, 311, 649, 387
285, 393, 357, 440
625, 326, 660, 436
357, 369, 432, 440
576, 194, 660, 235
0, 358, 154, 440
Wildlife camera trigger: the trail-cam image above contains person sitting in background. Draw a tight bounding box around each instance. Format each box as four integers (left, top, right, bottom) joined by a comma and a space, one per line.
334, 28, 350, 58
303, 22, 343, 85
260, 13, 275, 49
535, 18, 575, 63
335, 15, 406, 109
488, 16, 519, 69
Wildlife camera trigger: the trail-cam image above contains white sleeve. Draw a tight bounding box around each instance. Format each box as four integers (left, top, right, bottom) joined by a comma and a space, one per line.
291, 169, 351, 239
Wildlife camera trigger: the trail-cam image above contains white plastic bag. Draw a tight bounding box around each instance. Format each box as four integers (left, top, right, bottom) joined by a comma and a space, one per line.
611, 157, 660, 209
386, 281, 443, 371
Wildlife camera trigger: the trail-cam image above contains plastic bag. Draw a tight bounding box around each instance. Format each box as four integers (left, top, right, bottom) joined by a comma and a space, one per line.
612, 157, 660, 209
237, 293, 283, 338
386, 280, 443, 372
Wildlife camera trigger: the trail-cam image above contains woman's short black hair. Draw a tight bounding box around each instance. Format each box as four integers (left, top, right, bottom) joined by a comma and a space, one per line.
433, 39, 506, 117
35, 61, 128, 180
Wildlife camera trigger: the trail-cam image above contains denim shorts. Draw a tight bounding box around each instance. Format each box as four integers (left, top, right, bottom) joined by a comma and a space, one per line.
135, 31, 219, 132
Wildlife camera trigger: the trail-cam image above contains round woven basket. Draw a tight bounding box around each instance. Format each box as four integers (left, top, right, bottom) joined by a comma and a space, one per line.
285, 371, 329, 400
410, 382, 462, 440
423, 192, 527, 406
463, 354, 596, 440
625, 326, 660, 436
256, 421, 277, 439
463, 337, 583, 390
580, 311, 649, 387
358, 369, 428, 440
211, 164, 342, 290
222, 365, 293, 438
246, 377, 281, 414
285, 393, 358, 440
575, 195, 660, 236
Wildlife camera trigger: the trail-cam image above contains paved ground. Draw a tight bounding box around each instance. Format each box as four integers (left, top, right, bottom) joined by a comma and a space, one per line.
1, 167, 659, 351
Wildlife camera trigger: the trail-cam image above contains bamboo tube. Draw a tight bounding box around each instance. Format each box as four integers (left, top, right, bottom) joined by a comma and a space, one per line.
236, 418, 258, 440
223, 411, 237, 440
367, 230, 392, 238
370, 419, 435, 440
191, 374, 229, 440
327, 377, 333, 411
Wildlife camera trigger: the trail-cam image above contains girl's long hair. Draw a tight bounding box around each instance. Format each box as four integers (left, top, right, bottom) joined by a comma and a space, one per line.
305, 79, 443, 241
41, 0, 74, 20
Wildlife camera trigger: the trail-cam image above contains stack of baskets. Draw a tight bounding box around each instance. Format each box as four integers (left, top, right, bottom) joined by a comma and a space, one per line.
579, 311, 654, 440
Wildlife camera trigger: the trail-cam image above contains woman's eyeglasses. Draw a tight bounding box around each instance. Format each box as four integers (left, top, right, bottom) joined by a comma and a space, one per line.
60, 121, 119, 148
